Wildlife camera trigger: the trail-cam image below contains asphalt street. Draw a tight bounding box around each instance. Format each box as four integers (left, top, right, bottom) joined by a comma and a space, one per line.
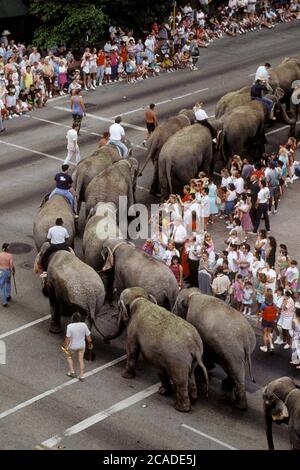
0, 22, 300, 450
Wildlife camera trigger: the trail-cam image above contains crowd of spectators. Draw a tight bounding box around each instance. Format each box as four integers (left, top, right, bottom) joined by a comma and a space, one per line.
0, 1, 300, 126
142, 134, 300, 362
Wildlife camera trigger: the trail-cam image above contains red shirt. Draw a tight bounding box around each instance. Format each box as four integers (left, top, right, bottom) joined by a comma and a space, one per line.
96, 52, 106, 66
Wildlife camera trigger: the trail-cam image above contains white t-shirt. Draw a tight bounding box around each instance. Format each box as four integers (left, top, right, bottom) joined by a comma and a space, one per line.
47, 226, 69, 244
67, 129, 78, 149
221, 176, 232, 188
255, 65, 270, 82
286, 267, 299, 283
109, 123, 125, 141
234, 177, 244, 194
262, 267, 277, 292
172, 224, 187, 244
201, 195, 210, 217
194, 109, 208, 121
66, 322, 91, 350
257, 187, 270, 204
228, 251, 238, 273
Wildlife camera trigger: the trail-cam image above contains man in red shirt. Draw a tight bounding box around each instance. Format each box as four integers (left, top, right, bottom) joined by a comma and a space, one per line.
0, 243, 15, 307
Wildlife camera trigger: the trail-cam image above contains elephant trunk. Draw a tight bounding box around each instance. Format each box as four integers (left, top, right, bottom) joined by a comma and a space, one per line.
88, 304, 107, 339
264, 405, 275, 450
279, 102, 297, 125
103, 320, 126, 343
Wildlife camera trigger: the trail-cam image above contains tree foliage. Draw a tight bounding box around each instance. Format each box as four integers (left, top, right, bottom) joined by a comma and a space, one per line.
29, 1, 107, 48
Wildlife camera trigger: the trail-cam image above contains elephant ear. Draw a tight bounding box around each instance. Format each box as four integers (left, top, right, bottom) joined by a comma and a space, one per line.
291, 86, 300, 106
102, 247, 114, 271
268, 394, 289, 422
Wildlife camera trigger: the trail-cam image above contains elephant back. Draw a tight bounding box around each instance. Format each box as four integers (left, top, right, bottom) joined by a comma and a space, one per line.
215, 86, 250, 118
33, 195, 75, 251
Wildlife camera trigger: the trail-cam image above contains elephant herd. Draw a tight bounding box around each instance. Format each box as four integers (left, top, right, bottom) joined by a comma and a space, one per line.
31, 56, 300, 448
141, 55, 300, 200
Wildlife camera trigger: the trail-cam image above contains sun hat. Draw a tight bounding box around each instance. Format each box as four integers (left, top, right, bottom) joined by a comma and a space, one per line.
1, 30, 11, 36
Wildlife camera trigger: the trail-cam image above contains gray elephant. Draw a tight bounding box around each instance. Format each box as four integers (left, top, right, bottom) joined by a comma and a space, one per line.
219, 100, 267, 162
35, 243, 106, 335
139, 109, 195, 194
174, 288, 256, 409
33, 195, 75, 251
104, 287, 208, 412
263, 376, 300, 450
101, 238, 179, 310
269, 56, 300, 96
84, 157, 139, 217
72, 145, 122, 204
215, 86, 250, 119
158, 120, 223, 200
83, 202, 122, 270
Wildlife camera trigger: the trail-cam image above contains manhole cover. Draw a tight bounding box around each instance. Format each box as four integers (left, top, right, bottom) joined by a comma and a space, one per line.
22, 262, 33, 270
8, 242, 34, 254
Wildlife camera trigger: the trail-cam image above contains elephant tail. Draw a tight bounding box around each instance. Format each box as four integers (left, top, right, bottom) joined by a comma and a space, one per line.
194, 350, 209, 397
88, 300, 107, 339
245, 348, 256, 383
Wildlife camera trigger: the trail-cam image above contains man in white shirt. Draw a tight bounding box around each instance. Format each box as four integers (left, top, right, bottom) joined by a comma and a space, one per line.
187, 236, 201, 287
255, 63, 271, 83
212, 266, 231, 300
200, 187, 210, 231
28, 47, 41, 65
172, 217, 187, 253
193, 102, 216, 140
250, 179, 270, 234
64, 123, 81, 164
47, 218, 70, 246
64, 312, 93, 380
109, 116, 129, 158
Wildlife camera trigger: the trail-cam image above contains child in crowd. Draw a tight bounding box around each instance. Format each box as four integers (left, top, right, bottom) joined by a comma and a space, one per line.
242, 280, 254, 316
232, 274, 244, 312
259, 291, 277, 353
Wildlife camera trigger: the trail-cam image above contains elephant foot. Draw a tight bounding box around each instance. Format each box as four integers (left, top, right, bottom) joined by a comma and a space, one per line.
221, 376, 234, 392
175, 400, 191, 413
49, 323, 62, 334
232, 399, 247, 410
159, 385, 173, 396
122, 369, 135, 379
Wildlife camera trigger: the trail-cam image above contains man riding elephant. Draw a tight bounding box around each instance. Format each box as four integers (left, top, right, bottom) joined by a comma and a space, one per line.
250, 77, 276, 120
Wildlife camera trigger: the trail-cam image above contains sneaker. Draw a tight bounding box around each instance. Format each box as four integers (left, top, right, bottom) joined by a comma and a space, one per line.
260, 345, 268, 352
273, 210, 278, 214
84, 86, 88, 91
270, 344, 274, 351
49, 92, 52, 98
283, 344, 291, 350
274, 337, 283, 344
90, 85, 96, 90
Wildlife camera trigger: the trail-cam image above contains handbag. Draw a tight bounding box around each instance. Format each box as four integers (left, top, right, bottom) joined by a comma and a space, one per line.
84, 341, 96, 361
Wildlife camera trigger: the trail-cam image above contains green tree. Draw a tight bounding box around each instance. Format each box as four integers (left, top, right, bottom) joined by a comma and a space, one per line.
29, 1, 107, 48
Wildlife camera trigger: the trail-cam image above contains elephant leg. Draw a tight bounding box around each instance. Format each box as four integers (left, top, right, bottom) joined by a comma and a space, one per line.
150, 159, 160, 195
172, 367, 191, 412
158, 373, 173, 396
122, 338, 140, 379
221, 375, 234, 391
233, 381, 247, 410
49, 295, 62, 334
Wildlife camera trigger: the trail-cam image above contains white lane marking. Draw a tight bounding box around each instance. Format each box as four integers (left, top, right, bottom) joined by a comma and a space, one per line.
0, 315, 51, 340
137, 185, 150, 193
53, 106, 145, 132
181, 424, 238, 450
31, 116, 102, 137
0, 140, 75, 166
0, 355, 127, 421
266, 120, 300, 136
112, 88, 209, 118
41, 383, 160, 448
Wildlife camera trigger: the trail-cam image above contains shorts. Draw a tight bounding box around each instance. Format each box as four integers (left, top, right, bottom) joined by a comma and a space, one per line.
225, 200, 235, 215
146, 122, 155, 133
70, 348, 85, 354
72, 113, 83, 124
262, 319, 274, 329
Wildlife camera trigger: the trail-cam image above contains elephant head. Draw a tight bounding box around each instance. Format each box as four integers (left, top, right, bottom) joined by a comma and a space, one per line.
104, 287, 156, 343
263, 376, 299, 450
173, 287, 199, 317
179, 108, 196, 124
